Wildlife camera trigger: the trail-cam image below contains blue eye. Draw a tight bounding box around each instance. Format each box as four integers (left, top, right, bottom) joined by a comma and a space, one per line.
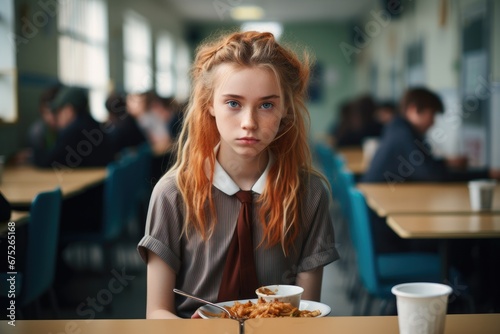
227, 100, 240, 108
261, 102, 273, 109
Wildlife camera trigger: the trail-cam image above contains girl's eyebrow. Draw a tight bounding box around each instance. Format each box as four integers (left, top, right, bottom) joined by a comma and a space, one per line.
222, 94, 280, 100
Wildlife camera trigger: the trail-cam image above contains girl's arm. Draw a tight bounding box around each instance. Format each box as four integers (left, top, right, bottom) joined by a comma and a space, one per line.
146, 250, 179, 319
295, 266, 324, 302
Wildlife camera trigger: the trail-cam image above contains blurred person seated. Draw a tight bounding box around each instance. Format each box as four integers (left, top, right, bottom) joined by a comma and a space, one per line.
327, 94, 383, 148
10, 83, 62, 166
361, 86, 500, 262
29, 84, 62, 164
104, 91, 146, 156
362, 87, 499, 183
374, 100, 397, 126
126, 91, 169, 155
149, 93, 184, 146
126, 91, 185, 181
146, 92, 185, 180
32, 86, 113, 168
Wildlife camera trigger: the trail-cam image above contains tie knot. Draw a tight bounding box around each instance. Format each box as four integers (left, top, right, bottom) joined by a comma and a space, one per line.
235, 190, 253, 204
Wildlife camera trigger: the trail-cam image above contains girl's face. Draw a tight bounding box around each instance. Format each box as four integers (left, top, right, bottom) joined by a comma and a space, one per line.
210, 65, 285, 162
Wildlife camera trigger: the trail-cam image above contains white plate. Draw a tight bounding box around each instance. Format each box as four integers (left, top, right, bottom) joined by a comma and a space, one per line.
198, 299, 331, 319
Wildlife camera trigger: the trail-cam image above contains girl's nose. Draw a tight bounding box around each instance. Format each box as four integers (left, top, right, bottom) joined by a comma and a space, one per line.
241, 108, 257, 130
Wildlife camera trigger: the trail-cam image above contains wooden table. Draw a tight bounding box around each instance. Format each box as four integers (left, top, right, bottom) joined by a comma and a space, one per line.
0, 166, 107, 207
337, 147, 365, 175
387, 214, 500, 239
1, 314, 499, 334
358, 182, 500, 281
386, 213, 500, 281
357, 183, 500, 217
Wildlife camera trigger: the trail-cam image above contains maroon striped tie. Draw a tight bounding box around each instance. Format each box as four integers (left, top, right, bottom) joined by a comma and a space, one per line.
217, 190, 259, 301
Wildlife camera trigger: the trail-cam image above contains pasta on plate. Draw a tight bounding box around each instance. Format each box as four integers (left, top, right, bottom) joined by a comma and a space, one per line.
204, 299, 321, 319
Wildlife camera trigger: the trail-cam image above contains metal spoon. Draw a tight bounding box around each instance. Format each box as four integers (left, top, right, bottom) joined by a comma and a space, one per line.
173, 288, 237, 320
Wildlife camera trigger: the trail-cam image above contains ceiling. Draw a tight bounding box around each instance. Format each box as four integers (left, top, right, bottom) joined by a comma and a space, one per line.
164, 0, 376, 23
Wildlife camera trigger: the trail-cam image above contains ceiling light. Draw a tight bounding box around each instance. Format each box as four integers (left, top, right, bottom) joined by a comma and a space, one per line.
241, 22, 283, 40
230, 6, 265, 21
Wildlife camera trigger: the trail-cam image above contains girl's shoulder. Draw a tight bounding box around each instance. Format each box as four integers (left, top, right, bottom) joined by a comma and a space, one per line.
150, 172, 181, 204
301, 170, 330, 199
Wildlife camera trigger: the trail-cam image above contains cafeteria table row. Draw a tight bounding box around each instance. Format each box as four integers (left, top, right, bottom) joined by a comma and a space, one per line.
356, 183, 500, 217
1, 314, 499, 333
357, 182, 500, 282
0, 165, 107, 209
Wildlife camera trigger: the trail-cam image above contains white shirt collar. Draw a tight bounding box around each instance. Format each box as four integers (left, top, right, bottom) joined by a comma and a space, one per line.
210, 145, 273, 196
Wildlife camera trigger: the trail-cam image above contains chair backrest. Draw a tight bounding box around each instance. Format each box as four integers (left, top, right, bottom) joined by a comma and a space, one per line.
22, 187, 62, 306
137, 142, 152, 188
101, 161, 129, 240
313, 142, 336, 187
133, 143, 153, 202
117, 144, 153, 223
337, 169, 354, 220
348, 187, 380, 294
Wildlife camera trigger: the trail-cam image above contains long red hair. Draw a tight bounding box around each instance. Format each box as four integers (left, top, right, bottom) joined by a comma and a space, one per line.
168, 31, 324, 253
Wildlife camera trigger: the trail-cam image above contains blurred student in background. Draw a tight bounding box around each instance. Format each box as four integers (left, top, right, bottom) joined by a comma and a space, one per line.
374, 100, 397, 127
28, 83, 62, 165
104, 91, 146, 156
362, 87, 498, 183
126, 91, 184, 182
327, 94, 383, 148
9, 83, 62, 166
33, 86, 113, 168
126, 91, 168, 154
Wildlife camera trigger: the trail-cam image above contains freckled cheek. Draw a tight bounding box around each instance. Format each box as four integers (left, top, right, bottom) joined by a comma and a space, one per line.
260, 119, 282, 142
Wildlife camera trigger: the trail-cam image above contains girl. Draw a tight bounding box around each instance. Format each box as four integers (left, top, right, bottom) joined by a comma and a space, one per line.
138, 31, 339, 319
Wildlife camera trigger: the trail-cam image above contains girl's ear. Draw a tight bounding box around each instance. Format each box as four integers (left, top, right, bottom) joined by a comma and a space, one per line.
209, 105, 215, 116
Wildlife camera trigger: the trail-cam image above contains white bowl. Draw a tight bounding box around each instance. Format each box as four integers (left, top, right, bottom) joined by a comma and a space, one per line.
255, 285, 304, 307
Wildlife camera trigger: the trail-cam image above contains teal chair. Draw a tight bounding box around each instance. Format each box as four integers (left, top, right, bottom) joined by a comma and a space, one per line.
118, 143, 153, 234
312, 142, 346, 215
348, 187, 449, 315
337, 169, 355, 221
1, 187, 62, 315
62, 161, 130, 268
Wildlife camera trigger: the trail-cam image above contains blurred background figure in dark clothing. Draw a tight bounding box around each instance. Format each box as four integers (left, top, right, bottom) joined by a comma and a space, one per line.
33, 86, 113, 168
147, 92, 184, 183
125, 91, 184, 183
374, 100, 397, 127
104, 91, 146, 156
28, 83, 62, 163
9, 83, 62, 166
362, 87, 497, 184
328, 94, 383, 148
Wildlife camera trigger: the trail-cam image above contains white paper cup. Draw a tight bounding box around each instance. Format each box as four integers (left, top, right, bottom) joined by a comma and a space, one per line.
468, 180, 497, 211
392, 282, 452, 334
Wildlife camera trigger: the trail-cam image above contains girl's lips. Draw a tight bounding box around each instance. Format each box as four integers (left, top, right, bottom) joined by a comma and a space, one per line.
237, 137, 259, 144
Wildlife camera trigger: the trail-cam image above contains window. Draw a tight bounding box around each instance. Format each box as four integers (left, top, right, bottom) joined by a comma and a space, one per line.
0, 0, 17, 123
58, 0, 109, 121
123, 10, 152, 94
155, 31, 175, 97
175, 41, 190, 102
